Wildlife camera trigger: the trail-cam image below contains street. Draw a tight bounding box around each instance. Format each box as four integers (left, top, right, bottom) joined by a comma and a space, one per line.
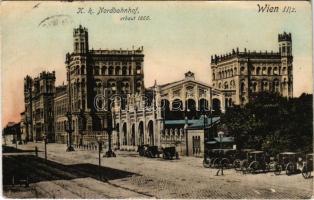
3, 143, 313, 199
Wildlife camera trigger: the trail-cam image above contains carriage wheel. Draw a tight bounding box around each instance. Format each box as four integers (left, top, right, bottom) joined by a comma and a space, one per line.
301, 165, 311, 179
241, 160, 249, 174
212, 158, 220, 168
274, 163, 282, 175
149, 151, 154, 158
203, 158, 211, 168
248, 161, 259, 174
209, 158, 216, 168
286, 163, 294, 176
233, 159, 241, 171
221, 158, 230, 169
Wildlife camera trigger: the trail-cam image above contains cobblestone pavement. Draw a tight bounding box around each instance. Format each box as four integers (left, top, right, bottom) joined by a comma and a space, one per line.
3, 143, 314, 199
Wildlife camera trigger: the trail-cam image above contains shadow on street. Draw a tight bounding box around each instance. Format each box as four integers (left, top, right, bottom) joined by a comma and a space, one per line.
3, 154, 139, 186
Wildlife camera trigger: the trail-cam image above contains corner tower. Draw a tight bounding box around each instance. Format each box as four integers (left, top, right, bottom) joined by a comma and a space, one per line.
278, 32, 293, 98
73, 25, 89, 54
278, 32, 292, 57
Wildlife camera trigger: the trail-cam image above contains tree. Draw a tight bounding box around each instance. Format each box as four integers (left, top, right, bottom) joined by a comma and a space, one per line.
221, 92, 313, 155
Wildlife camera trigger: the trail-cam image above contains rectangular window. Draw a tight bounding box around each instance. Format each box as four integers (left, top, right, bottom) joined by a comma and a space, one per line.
75, 42, 79, 51
81, 43, 85, 52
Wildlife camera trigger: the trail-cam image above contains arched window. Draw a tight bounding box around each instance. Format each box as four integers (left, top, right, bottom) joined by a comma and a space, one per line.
240, 66, 245, 75
234, 67, 237, 75
240, 82, 245, 93
94, 66, 99, 75
101, 66, 106, 75
108, 66, 114, 75
256, 67, 261, 75
115, 66, 120, 75
282, 67, 286, 75
161, 99, 170, 117
172, 99, 183, 111
212, 73, 215, 80
122, 66, 127, 75
268, 67, 272, 75
199, 99, 209, 111
81, 65, 85, 75
261, 80, 268, 91
273, 79, 280, 93
251, 67, 255, 75
288, 66, 292, 75
252, 82, 257, 92
224, 82, 228, 89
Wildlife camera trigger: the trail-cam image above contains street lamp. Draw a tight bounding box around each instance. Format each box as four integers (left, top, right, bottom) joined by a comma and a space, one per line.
203, 113, 207, 160
97, 136, 102, 180
218, 131, 224, 149
65, 111, 75, 152
216, 131, 225, 176
103, 112, 116, 157
43, 134, 47, 161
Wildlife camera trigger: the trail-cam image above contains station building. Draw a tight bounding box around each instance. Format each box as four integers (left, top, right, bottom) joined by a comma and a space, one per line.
210, 32, 293, 106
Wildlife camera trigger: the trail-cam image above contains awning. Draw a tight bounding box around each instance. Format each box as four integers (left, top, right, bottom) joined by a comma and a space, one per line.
213, 137, 234, 143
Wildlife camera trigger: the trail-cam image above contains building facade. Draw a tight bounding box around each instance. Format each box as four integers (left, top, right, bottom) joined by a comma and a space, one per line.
62, 25, 145, 145
54, 84, 68, 144
112, 71, 225, 155
23, 71, 56, 142
210, 32, 293, 106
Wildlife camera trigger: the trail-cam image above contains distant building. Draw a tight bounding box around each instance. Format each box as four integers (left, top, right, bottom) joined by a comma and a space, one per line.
23, 71, 56, 142
210, 32, 293, 106
2, 122, 22, 145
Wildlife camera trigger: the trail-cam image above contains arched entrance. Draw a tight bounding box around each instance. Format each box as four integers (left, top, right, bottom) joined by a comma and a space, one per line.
212, 98, 221, 112
186, 99, 196, 119
161, 99, 170, 119
122, 123, 127, 145
116, 123, 120, 148
131, 124, 135, 146
138, 121, 144, 145
148, 120, 154, 146
172, 99, 183, 111
199, 98, 209, 112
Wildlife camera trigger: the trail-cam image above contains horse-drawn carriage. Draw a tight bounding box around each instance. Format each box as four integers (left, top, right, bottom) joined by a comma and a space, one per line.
242, 151, 281, 174
275, 152, 303, 175
301, 153, 313, 179
233, 149, 255, 171
203, 149, 237, 169
138, 145, 179, 160
162, 146, 179, 160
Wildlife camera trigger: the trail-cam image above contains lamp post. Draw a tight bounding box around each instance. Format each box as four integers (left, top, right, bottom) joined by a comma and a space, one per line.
14, 126, 18, 149
203, 113, 207, 160
216, 131, 225, 176
43, 134, 47, 161
97, 136, 102, 180
65, 111, 75, 152
184, 116, 188, 156
103, 112, 116, 157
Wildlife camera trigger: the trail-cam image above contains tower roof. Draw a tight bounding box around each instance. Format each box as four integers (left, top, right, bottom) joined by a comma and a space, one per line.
278, 32, 292, 42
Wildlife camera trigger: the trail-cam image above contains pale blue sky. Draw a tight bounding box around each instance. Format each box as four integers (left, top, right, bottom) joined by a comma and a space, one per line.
1, 1, 312, 124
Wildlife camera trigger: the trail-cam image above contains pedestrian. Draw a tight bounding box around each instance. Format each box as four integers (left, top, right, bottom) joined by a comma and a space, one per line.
35, 146, 38, 157
216, 151, 224, 176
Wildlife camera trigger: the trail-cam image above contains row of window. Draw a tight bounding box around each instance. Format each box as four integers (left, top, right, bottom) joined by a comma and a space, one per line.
72, 65, 142, 76
213, 65, 291, 80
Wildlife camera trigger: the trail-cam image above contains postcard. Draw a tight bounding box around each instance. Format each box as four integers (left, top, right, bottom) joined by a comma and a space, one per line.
1, 1, 313, 199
